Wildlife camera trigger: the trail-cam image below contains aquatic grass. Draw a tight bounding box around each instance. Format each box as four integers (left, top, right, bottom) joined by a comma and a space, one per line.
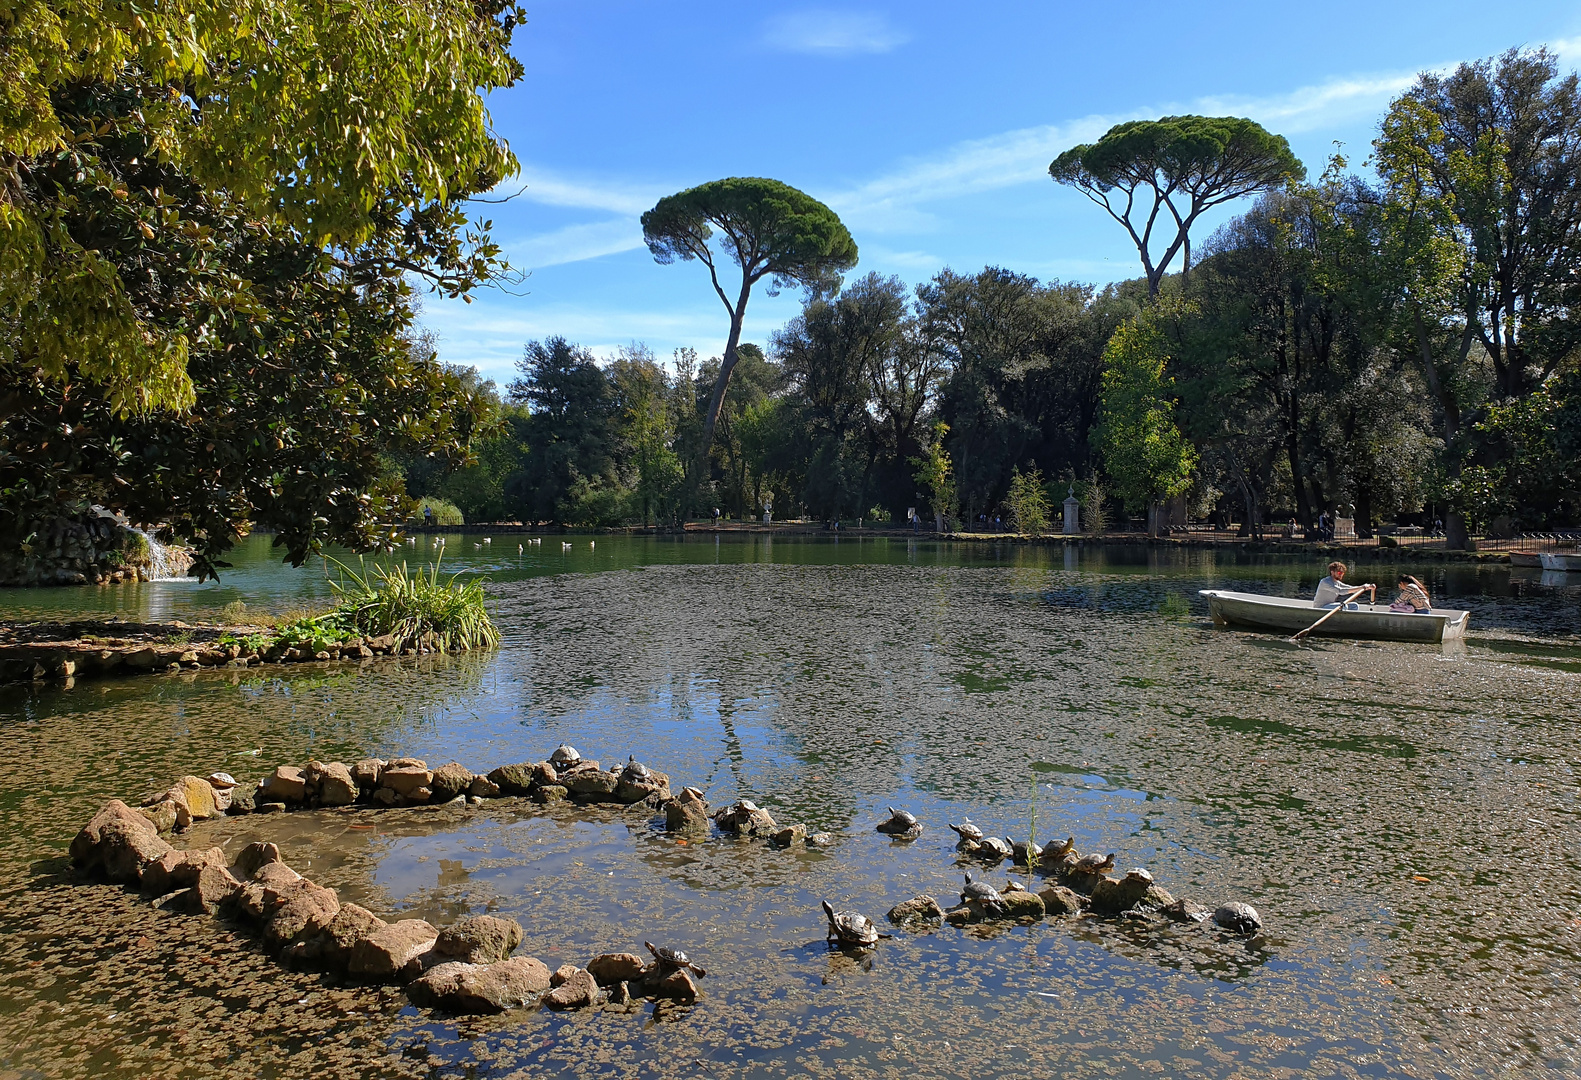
327, 555, 499, 653
1025, 770, 1040, 871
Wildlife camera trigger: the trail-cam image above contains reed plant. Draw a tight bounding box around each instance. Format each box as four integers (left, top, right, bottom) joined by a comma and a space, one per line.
328, 555, 500, 652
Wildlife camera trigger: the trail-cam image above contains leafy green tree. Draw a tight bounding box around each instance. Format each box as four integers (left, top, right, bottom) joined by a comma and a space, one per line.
641, 177, 858, 473
1004, 467, 1051, 533
610, 346, 685, 526
507, 338, 615, 523
2, 0, 523, 414
1091, 312, 1198, 525
911, 420, 958, 531
1050, 115, 1305, 296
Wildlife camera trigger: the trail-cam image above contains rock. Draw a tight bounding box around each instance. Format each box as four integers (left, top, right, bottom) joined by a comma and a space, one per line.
230, 841, 282, 879
607, 980, 632, 1006
256, 800, 287, 814
303, 761, 357, 807
944, 905, 975, 927
665, 788, 711, 836
1001, 890, 1046, 919
263, 880, 342, 949
406, 956, 552, 1014
544, 967, 600, 1010
432, 915, 522, 965
232, 861, 306, 921
168, 775, 219, 821
226, 788, 255, 815
886, 895, 945, 926
769, 823, 808, 847
467, 776, 501, 799
714, 801, 777, 837
531, 785, 569, 805
349, 919, 439, 982
351, 758, 385, 792
378, 760, 433, 798
429, 763, 475, 802
260, 765, 307, 804
550, 964, 579, 987
1088, 869, 1159, 916
1159, 897, 1212, 923
137, 800, 180, 834
486, 762, 541, 796
1142, 884, 1177, 909
1038, 885, 1085, 916
586, 952, 646, 985
71, 800, 171, 883
613, 768, 670, 805
565, 769, 619, 800
284, 902, 388, 969
140, 846, 228, 896
808, 832, 836, 847
655, 969, 699, 1004
157, 864, 240, 913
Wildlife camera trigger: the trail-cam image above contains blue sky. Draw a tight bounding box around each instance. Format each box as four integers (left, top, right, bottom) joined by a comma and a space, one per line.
425, 2, 1581, 386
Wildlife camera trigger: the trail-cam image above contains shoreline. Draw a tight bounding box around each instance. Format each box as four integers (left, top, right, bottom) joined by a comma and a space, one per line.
0, 619, 487, 686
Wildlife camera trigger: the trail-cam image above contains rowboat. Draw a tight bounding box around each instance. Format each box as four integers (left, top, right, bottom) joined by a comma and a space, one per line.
1509, 551, 1544, 568
1538, 552, 1581, 572
1198, 589, 1471, 643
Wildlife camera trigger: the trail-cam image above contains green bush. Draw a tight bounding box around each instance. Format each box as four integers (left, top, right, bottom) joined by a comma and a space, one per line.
559, 477, 633, 528
1005, 467, 1051, 534
329, 557, 499, 652
410, 497, 464, 526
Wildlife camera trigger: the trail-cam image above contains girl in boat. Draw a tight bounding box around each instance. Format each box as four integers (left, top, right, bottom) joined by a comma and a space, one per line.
1390, 574, 1432, 613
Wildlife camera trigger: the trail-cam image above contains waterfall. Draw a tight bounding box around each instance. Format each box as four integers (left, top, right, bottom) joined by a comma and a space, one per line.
131, 528, 194, 581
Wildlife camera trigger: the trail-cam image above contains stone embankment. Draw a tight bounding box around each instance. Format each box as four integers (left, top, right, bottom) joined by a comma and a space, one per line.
70, 746, 1258, 1020
0, 513, 194, 586
70, 753, 702, 1017
0, 620, 467, 686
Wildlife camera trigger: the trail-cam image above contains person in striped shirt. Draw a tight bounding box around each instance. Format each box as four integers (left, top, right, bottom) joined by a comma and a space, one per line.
1391, 574, 1432, 613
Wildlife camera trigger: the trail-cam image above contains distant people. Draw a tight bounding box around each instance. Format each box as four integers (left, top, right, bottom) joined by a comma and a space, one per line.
1317, 510, 1332, 542
1390, 574, 1432, 613
994, 514, 1002, 531
1431, 516, 1443, 537
423, 504, 433, 526
909, 507, 918, 533
712, 507, 720, 525
1314, 561, 1373, 607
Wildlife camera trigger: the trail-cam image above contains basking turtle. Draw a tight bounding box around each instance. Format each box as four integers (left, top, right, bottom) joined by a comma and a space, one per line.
947, 820, 984, 843
1213, 902, 1263, 935
1041, 836, 1076, 860
548, 744, 582, 769
876, 807, 922, 839
644, 940, 707, 977
1006, 837, 1041, 865
960, 872, 1008, 916
620, 755, 653, 783
974, 835, 1013, 861
821, 900, 889, 947
1070, 851, 1115, 876
1004, 878, 1028, 893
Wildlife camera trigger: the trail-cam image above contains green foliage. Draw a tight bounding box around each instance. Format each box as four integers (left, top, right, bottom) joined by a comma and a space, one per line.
559, 477, 632, 528
272, 612, 357, 654
1052, 115, 1305, 296
1, 0, 524, 414
911, 420, 959, 529
1091, 314, 1198, 512
1004, 468, 1051, 534
411, 498, 465, 527
330, 558, 499, 653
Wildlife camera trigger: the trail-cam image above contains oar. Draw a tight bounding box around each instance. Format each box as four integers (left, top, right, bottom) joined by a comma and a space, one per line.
1292, 585, 1374, 642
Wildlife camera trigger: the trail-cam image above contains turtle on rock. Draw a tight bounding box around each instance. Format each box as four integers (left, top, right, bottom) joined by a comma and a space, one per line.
620, 755, 652, 783
947, 820, 984, 844
960, 872, 1008, 917
548, 744, 582, 769
1006, 837, 1041, 865
644, 941, 707, 977
1042, 836, 1076, 860
970, 835, 1012, 861
875, 807, 922, 840
1213, 902, 1263, 935
822, 901, 890, 947
1070, 851, 1116, 876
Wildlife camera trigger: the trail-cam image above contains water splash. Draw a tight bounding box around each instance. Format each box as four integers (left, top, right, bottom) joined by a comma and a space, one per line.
130, 528, 194, 581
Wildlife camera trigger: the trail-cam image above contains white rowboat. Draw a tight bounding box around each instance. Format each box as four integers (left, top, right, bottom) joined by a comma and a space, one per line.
1538, 552, 1581, 572
1199, 589, 1470, 643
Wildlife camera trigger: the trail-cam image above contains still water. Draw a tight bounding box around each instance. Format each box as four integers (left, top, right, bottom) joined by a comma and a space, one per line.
1, 534, 1578, 1079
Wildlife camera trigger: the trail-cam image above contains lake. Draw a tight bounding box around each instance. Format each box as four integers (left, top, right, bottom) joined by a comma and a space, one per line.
2, 534, 1578, 1079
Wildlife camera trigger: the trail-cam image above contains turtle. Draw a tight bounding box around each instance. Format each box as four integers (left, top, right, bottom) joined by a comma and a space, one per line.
548, 744, 582, 768
960, 872, 1008, 916
974, 835, 1013, 860
620, 755, 653, 783
1070, 851, 1115, 876
1212, 901, 1263, 935
1120, 867, 1154, 887
876, 807, 922, 838
1004, 878, 1028, 893
678, 785, 706, 802
644, 940, 707, 976
822, 900, 889, 947
207, 771, 238, 789
947, 820, 984, 843
1006, 837, 1041, 865
1041, 836, 1076, 859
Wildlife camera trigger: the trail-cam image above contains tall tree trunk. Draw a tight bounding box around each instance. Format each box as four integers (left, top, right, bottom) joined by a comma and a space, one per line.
695, 284, 752, 500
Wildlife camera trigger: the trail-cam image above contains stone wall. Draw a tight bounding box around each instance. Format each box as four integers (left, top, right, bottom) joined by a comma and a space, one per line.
0, 513, 193, 587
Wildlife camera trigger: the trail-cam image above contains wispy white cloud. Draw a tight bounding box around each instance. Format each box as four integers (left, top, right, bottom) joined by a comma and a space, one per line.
822, 69, 1428, 234
1553, 36, 1581, 68
510, 219, 644, 269
511, 167, 662, 216
761, 10, 908, 55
